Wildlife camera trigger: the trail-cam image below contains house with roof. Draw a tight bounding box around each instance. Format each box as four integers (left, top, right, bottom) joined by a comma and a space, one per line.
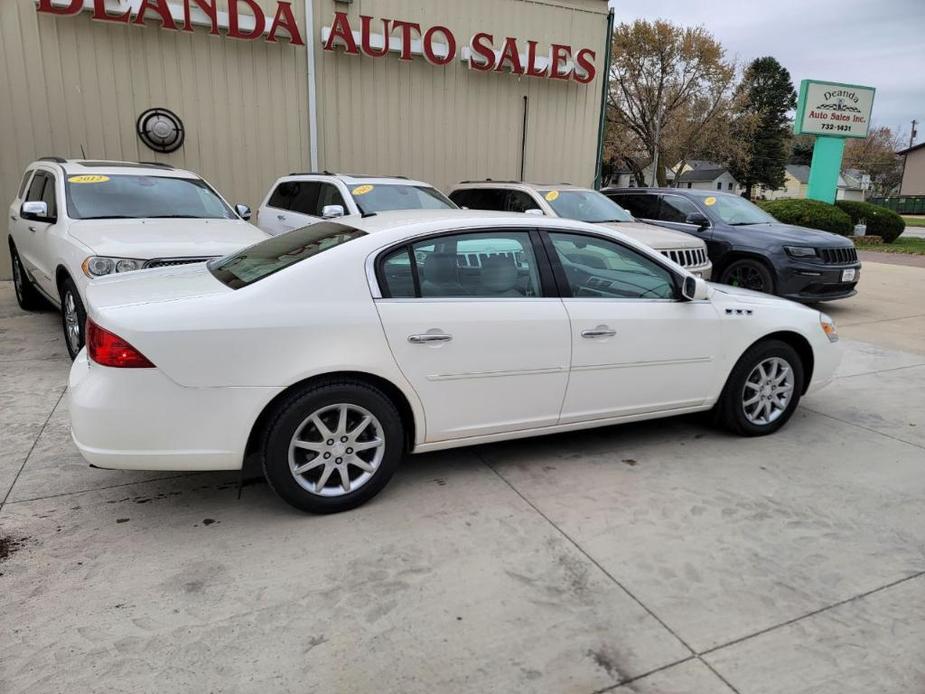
763, 165, 865, 201
672, 160, 741, 193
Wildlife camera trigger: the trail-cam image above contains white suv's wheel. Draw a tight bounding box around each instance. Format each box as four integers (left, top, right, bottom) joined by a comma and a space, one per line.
60, 277, 87, 360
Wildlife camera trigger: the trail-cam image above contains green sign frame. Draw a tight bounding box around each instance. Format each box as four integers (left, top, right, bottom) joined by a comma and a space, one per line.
794, 79, 876, 140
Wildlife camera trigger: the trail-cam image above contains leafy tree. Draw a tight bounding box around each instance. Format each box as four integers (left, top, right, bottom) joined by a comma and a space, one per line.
789, 134, 815, 165
729, 57, 797, 197
843, 126, 905, 197
604, 20, 736, 186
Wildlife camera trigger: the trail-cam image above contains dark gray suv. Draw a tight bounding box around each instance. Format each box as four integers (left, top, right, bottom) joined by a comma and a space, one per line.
602, 188, 861, 302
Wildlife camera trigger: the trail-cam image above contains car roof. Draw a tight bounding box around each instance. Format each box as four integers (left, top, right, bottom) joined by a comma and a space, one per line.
451, 181, 585, 191
281, 172, 435, 188
33, 158, 201, 179
603, 186, 738, 199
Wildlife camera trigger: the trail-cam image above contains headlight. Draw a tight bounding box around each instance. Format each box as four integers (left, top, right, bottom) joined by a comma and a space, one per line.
820, 313, 839, 343
785, 246, 817, 258
81, 256, 146, 278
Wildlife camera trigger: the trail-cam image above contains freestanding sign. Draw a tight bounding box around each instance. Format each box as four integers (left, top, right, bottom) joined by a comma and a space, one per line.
794, 79, 876, 203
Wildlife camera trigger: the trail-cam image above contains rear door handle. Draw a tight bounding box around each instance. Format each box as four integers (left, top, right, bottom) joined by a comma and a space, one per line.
276, 214, 286, 220
581, 326, 616, 338
28, 226, 38, 232
408, 333, 453, 344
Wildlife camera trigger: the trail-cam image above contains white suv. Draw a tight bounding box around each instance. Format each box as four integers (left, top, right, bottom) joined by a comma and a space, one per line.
256, 172, 456, 235
8, 158, 268, 358
449, 181, 712, 278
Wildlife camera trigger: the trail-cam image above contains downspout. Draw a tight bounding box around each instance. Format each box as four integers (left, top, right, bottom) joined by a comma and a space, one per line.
304, 0, 319, 170
593, 7, 615, 190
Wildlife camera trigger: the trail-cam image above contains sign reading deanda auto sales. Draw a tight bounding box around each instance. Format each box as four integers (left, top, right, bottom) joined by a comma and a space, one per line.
35, 0, 304, 45
795, 80, 876, 139
321, 12, 598, 84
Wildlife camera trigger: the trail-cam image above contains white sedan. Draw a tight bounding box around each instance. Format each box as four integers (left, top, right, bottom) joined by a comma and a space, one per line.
69, 211, 842, 513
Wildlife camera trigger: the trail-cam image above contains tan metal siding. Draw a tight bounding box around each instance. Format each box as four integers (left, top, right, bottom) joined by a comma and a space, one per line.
312, 0, 608, 191
0, 0, 310, 279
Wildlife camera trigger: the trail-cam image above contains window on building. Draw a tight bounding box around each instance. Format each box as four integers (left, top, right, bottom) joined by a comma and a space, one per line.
716, 181, 722, 190
727, 182, 734, 191
687, 182, 692, 189
547, 232, 675, 300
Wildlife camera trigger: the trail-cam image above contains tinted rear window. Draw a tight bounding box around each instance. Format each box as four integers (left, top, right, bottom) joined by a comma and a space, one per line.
607, 193, 659, 219
209, 221, 365, 289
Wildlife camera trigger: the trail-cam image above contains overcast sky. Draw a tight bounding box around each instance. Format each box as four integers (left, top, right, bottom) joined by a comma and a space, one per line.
608, 0, 925, 143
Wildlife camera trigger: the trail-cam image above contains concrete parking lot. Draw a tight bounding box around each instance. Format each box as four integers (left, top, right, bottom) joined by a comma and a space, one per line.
2, 261, 924, 694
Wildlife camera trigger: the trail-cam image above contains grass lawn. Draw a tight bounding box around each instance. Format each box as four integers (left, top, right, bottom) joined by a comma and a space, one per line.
856, 236, 925, 255
902, 216, 925, 228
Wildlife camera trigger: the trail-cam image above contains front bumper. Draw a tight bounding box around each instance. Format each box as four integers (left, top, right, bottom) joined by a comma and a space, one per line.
778, 260, 861, 302
68, 351, 281, 471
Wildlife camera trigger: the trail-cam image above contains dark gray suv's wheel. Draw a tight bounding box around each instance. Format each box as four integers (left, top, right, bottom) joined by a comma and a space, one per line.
715, 339, 804, 436
60, 277, 87, 360
262, 380, 404, 513
720, 259, 775, 295
10, 244, 44, 311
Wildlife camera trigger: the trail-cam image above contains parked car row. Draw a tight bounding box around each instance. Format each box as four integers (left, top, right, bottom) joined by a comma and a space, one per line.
7, 158, 847, 514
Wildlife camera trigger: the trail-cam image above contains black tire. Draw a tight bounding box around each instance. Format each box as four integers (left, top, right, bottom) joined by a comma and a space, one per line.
262, 380, 404, 514
720, 259, 775, 295
714, 339, 804, 436
60, 277, 87, 360
10, 243, 44, 311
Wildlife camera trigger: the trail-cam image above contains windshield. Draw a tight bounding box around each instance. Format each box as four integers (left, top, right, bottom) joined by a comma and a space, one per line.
706, 194, 777, 225
350, 184, 456, 214
209, 221, 365, 289
540, 190, 634, 223
65, 174, 235, 220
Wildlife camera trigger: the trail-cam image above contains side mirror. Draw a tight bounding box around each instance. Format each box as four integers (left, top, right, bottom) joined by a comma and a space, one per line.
21, 201, 49, 222
524, 208, 544, 216
681, 275, 710, 301
235, 203, 252, 221
321, 204, 345, 219
685, 212, 709, 228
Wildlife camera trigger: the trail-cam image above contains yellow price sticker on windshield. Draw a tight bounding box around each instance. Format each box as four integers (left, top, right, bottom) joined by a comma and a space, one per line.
544, 190, 559, 202
68, 175, 110, 184
704, 196, 717, 206
352, 184, 374, 196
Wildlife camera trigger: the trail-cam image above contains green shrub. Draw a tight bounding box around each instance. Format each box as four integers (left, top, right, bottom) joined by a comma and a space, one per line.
835, 200, 906, 243
757, 199, 853, 236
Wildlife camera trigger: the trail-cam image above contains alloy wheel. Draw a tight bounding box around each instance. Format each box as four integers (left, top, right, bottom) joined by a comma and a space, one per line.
63, 291, 81, 354
288, 403, 385, 497
742, 357, 795, 425
726, 264, 767, 292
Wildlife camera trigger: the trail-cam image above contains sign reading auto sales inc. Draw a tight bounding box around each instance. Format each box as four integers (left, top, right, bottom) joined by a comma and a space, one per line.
794, 80, 876, 139
322, 12, 598, 84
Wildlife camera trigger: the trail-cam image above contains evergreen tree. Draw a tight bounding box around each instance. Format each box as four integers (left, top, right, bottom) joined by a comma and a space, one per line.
730, 57, 797, 198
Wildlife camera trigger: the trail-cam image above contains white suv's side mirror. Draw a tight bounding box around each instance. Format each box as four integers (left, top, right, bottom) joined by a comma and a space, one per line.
235, 203, 252, 220
681, 275, 710, 301
524, 208, 544, 216
321, 204, 345, 219
21, 200, 49, 220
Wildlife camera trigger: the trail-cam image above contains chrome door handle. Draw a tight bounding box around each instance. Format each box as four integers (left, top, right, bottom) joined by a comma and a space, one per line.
28, 226, 37, 232
277, 214, 286, 220
408, 333, 453, 344
581, 326, 616, 338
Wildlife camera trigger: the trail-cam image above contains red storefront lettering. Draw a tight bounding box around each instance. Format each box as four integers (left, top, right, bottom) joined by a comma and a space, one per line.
469, 32, 496, 71
423, 26, 456, 66
267, 2, 303, 45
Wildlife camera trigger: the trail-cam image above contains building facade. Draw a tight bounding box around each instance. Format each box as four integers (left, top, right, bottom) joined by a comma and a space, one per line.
899, 143, 925, 196
1, 0, 610, 279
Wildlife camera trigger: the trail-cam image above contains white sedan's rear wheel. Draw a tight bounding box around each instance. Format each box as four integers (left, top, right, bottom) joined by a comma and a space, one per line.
262, 381, 403, 513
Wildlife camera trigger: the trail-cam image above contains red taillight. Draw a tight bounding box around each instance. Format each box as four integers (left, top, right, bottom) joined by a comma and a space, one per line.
86, 319, 155, 368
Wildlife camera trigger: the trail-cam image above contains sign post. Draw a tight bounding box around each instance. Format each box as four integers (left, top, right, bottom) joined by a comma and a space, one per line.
794, 79, 876, 204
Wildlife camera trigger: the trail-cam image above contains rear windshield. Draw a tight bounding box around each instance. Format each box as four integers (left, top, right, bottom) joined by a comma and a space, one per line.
350, 184, 456, 214
209, 221, 365, 289
65, 174, 235, 220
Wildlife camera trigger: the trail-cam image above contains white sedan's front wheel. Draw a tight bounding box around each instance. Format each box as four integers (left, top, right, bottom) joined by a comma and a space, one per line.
262, 381, 404, 513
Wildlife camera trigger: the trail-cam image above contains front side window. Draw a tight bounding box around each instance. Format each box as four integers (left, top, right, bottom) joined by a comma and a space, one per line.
351, 184, 455, 214
540, 190, 633, 223
449, 188, 506, 211
659, 195, 700, 224
26, 172, 47, 203
40, 174, 57, 218
378, 231, 541, 298
504, 190, 539, 213
548, 232, 676, 300
65, 175, 234, 220
18, 170, 33, 199
210, 221, 364, 289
